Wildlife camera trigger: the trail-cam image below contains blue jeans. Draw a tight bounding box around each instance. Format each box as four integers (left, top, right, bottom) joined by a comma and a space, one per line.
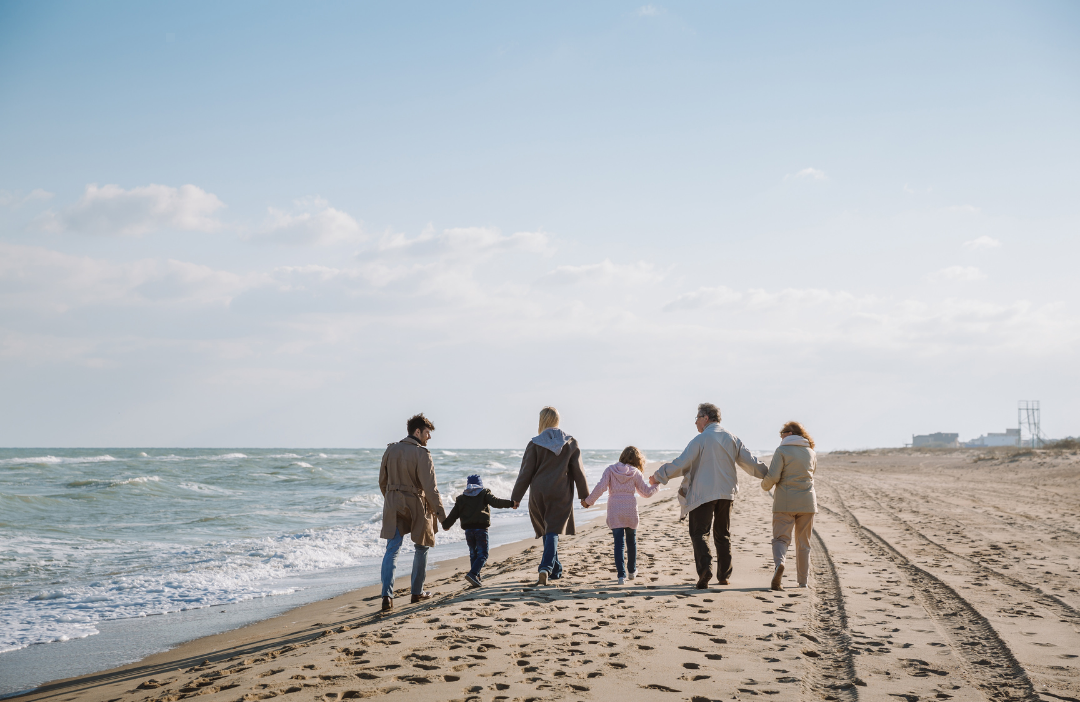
612, 527, 637, 578
381, 529, 429, 598
538, 533, 563, 578
465, 528, 490, 580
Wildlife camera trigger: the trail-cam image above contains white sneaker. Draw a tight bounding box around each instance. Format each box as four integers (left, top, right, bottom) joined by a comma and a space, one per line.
628, 571, 637, 580
618, 577, 626, 585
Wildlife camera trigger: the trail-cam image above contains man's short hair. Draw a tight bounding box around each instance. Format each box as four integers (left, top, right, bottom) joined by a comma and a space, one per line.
407, 413, 435, 435
697, 403, 721, 423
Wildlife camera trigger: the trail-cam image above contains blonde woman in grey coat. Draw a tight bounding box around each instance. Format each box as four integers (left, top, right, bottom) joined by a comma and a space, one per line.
760, 421, 817, 591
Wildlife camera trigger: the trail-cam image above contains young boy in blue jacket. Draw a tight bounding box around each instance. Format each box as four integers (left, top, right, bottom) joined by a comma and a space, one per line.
442, 475, 515, 587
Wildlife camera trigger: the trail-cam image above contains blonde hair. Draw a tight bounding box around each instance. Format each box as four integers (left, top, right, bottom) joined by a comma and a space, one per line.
781, 421, 815, 449
619, 446, 646, 472
538, 406, 560, 433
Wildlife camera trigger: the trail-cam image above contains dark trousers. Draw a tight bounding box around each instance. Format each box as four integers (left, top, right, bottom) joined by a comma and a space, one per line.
688, 499, 733, 581
612, 527, 637, 578
465, 528, 490, 580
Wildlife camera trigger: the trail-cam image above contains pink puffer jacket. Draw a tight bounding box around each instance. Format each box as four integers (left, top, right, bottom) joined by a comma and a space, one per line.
584, 462, 659, 530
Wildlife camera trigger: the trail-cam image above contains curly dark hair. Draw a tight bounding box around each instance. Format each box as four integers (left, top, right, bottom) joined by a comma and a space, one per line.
407, 413, 435, 435
697, 403, 721, 423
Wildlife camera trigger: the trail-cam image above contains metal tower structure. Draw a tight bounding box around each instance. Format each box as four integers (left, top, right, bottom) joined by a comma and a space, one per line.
1018, 400, 1043, 449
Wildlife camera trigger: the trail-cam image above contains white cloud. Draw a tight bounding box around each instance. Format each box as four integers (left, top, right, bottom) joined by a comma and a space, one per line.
637, 4, 662, 16
538, 259, 665, 287
0, 188, 54, 207
963, 235, 1002, 250
36, 184, 224, 236
257, 197, 364, 245
375, 226, 553, 257
0, 243, 263, 313
786, 167, 828, 181
931, 265, 986, 282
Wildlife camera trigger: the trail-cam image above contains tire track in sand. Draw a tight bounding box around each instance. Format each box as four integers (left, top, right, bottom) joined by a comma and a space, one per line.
846, 483, 1080, 628
821, 483, 1037, 702
803, 528, 860, 702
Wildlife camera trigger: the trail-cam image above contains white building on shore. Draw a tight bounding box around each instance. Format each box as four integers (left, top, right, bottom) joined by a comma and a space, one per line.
964, 428, 1020, 447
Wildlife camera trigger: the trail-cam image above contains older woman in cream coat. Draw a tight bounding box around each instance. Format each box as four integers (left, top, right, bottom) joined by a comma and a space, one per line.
761, 421, 817, 591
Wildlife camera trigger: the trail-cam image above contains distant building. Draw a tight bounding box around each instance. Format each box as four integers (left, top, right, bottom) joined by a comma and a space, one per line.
964, 428, 1019, 448
912, 432, 960, 448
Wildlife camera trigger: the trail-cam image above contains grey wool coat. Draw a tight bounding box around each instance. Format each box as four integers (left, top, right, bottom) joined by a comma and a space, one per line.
511, 429, 590, 538
379, 436, 447, 547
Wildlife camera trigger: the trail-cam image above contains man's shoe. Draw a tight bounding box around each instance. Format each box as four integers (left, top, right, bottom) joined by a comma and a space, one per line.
381, 596, 392, 611
410, 591, 432, 603
695, 573, 711, 589
465, 573, 482, 588
717, 578, 729, 586
771, 564, 785, 591
537, 571, 548, 586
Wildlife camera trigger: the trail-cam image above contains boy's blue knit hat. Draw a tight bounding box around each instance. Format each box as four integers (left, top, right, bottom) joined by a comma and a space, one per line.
463, 474, 484, 496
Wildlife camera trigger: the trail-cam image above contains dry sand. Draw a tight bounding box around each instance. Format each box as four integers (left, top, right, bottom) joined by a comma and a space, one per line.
13, 449, 1080, 702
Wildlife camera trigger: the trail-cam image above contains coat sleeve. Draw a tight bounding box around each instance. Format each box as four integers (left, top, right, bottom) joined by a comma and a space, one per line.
584, 468, 610, 506
761, 449, 785, 492
511, 443, 538, 504
485, 491, 515, 509
634, 470, 659, 498
442, 497, 462, 529
417, 450, 447, 522
735, 438, 769, 479
379, 448, 390, 496
568, 443, 589, 500
654, 436, 701, 484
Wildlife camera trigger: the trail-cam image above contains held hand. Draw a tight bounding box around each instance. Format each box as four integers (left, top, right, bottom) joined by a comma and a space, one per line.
513, 501, 520, 509
648, 474, 660, 486
580, 499, 589, 508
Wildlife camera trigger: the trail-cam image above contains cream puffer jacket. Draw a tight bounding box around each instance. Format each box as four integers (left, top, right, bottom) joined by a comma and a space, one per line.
761, 435, 817, 513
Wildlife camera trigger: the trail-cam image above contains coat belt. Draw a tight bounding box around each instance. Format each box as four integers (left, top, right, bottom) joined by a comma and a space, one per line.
386, 483, 423, 497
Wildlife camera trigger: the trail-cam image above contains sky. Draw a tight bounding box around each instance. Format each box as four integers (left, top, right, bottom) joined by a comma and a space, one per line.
1, 1, 1078, 451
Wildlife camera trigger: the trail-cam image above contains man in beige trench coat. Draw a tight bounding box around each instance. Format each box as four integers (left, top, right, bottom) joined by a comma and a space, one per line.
379, 413, 446, 611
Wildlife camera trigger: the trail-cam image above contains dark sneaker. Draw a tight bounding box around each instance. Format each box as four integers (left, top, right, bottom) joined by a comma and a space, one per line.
771, 564, 785, 591
695, 573, 711, 589
410, 591, 432, 603
717, 578, 729, 586
381, 596, 393, 611
465, 573, 482, 588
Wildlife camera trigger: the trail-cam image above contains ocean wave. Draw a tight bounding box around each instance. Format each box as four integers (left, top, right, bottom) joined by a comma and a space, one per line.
0, 522, 408, 652
0, 455, 117, 466
292, 462, 314, 468
65, 476, 161, 489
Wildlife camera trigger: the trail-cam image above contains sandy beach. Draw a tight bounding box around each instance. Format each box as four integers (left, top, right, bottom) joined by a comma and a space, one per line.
11, 449, 1079, 702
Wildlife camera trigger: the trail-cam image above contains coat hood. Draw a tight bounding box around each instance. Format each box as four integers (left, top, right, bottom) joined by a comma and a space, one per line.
608, 462, 640, 482
531, 427, 573, 456
780, 435, 811, 448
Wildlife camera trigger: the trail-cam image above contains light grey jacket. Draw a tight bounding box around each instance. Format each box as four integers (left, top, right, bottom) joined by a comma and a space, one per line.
761, 436, 817, 513
652, 423, 768, 518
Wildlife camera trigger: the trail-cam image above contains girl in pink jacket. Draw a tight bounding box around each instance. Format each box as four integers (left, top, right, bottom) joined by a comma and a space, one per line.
583, 446, 659, 584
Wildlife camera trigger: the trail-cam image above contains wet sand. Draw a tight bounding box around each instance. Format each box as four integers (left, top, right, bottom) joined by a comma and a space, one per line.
11, 449, 1079, 702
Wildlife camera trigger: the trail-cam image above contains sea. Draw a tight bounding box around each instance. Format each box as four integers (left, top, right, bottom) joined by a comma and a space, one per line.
0, 447, 684, 695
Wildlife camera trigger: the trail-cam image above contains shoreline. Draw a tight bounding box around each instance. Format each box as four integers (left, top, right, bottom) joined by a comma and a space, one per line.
5, 504, 613, 701
10, 450, 1078, 702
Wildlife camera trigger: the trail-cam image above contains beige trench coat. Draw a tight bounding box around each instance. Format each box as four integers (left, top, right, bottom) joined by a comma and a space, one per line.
379, 436, 447, 547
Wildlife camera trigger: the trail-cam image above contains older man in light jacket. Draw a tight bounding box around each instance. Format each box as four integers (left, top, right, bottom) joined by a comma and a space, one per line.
649, 403, 767, 589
